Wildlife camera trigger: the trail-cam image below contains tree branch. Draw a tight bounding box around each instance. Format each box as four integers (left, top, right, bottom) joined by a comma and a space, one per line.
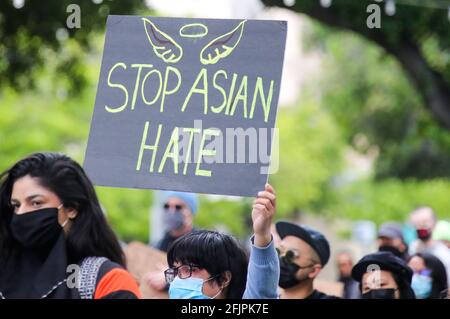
262, 0, 450, 129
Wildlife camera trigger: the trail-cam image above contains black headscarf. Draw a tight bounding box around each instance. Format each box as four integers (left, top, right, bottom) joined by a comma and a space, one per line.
0, 231, 79, 299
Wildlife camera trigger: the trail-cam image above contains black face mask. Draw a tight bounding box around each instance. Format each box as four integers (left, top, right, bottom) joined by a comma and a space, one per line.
378, 245, 403, 259
362, 288, 397, 299
10, 207, 64, 249
279, 256, 309, 289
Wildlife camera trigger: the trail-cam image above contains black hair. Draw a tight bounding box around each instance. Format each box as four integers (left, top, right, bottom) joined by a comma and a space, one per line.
0, 152, 125, 266
167, 230, 248, 299
411, 252, 448, 299
392, 272, 416, 299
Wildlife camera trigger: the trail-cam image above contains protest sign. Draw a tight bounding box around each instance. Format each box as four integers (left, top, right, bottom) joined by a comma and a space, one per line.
84, 15, 287, 196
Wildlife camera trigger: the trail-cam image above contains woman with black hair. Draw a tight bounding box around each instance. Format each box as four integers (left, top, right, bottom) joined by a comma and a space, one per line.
0, 152, 141, 299
352, 251, 416, 299
409, 252, 448, 299
165, 184, 279, 299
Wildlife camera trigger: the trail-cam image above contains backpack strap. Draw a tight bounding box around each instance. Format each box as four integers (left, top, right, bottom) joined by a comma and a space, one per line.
78, 256, 108, 299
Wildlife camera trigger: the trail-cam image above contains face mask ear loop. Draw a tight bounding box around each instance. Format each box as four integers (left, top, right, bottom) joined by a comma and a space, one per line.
58, 204, 70, 228
204, 275, 223, 299
210, 288, 223, 299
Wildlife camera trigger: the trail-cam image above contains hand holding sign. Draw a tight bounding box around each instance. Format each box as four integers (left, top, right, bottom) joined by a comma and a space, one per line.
252, 183, 276, 248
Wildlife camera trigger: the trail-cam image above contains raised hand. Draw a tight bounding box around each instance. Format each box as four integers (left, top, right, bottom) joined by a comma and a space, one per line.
252, 183, 276, 248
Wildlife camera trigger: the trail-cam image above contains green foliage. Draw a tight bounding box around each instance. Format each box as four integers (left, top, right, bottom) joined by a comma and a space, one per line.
0, 0, 147, 93
271, 102, 345, 217
328, 178, 450, 224
263, 0, 450, 80
96, 187, 151, 242
307, 22, 450, 179
195, 198, 252, 237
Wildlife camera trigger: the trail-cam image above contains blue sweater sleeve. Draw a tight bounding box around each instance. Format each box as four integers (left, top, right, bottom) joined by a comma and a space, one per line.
242, 236, 280, 299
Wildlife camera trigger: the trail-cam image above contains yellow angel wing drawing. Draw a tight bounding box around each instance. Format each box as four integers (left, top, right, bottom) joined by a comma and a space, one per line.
200, 20, 247, 65
142, 18, 183, 64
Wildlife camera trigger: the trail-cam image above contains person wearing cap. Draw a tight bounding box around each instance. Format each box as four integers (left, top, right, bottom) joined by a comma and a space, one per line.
275, 221, 339, 299
156, 191, 199, 252
377, 222, 409, 261
352, 251, 416, 299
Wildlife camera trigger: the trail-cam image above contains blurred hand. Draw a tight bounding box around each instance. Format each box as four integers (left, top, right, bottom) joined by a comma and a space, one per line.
145, 271, 167, 291
252, 183, 276, 247
144, 262, 168, 291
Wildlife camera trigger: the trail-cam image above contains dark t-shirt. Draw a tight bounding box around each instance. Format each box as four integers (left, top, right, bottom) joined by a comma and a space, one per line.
305, 289, 340, 299
156, 232, 178, 252
156, 228, 197, 252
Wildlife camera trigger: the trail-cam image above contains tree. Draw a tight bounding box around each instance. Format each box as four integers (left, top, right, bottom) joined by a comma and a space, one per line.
307, 24, 450, 179
261, 0, 450, 129
0, 0, 145, 93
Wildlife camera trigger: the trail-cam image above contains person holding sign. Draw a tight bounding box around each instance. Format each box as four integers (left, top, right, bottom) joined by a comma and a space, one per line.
164, 184, 279, 299
0, 153, 141, 299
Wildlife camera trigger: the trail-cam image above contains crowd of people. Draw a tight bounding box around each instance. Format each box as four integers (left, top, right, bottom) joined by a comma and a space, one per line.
0, 152, 449, 299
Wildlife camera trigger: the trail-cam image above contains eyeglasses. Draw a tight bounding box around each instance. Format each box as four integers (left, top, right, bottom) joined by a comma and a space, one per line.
164, 264, 200, 283
163, 203, 184, 211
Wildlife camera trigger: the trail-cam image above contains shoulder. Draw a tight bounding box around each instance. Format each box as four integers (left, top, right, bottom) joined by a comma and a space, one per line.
94, 260, 142, 299
310, 290, 340, 300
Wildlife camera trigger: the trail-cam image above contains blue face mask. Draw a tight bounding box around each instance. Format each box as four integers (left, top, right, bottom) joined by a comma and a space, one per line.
169, 276, 221, 299
412, 273, 432, 299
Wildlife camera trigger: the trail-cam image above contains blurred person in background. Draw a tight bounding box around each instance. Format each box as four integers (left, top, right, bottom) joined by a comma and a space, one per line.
336, 250, 360, 299
352, 251, 415, 299
377, 222, 409, 261
432, 220, 450, 249
409, 207, 450, 285
156, 191, 198, 252
408, 252, 448, 299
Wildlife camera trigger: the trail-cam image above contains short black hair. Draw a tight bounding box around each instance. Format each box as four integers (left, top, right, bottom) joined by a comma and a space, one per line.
167, 230, 248, 299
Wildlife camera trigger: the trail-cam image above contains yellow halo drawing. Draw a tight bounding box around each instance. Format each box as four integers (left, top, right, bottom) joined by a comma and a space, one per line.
179, 23, 209, 38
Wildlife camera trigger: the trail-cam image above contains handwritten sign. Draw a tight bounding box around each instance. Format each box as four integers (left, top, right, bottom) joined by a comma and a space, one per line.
84, 15, 287, 196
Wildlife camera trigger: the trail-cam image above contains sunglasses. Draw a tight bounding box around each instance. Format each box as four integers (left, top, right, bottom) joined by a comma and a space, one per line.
163, 203, 184, 211
276, 248, 300, 263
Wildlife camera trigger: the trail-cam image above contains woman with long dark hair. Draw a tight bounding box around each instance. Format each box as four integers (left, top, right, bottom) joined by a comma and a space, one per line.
409, 252, 448, 299
0, 152, 141, 299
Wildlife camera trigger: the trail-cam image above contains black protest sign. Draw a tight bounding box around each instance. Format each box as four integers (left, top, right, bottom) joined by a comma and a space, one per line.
84, 15, 287, 197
